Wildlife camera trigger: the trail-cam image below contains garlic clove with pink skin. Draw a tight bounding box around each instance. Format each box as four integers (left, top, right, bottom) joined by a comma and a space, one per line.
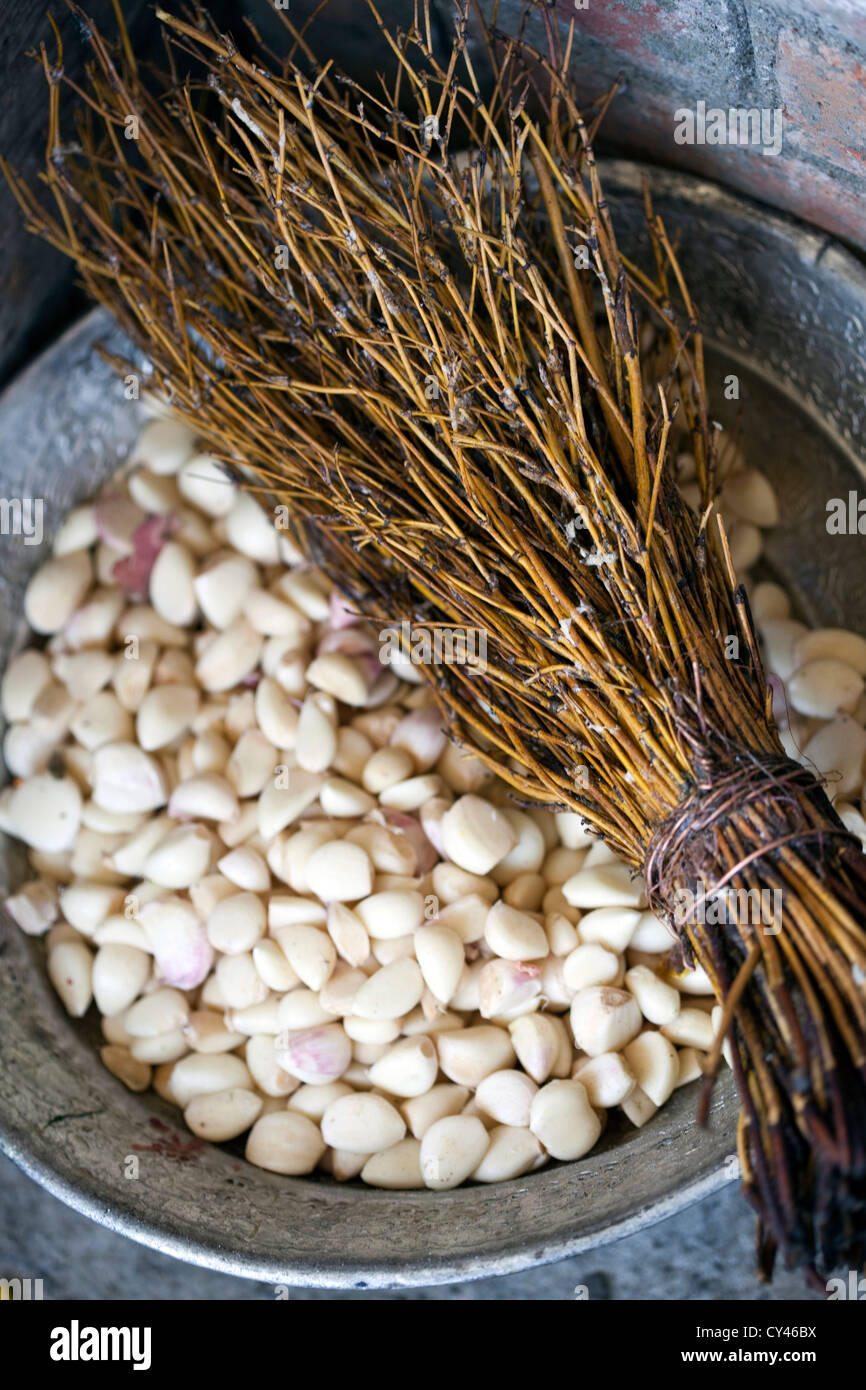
138, 898, 214, 991
274, 1023, 353, 1085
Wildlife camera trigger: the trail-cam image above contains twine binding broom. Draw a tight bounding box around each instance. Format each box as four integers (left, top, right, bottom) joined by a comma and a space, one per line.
5, 0, 866, 1282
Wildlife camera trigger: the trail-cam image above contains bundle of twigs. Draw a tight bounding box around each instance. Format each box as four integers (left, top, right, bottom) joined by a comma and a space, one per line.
6, 0, 866, 1281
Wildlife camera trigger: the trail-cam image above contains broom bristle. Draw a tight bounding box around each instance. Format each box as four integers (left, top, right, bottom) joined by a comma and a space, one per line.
6, 0, 866, 1279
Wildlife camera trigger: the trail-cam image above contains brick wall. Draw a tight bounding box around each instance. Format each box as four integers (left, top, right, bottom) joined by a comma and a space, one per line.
2, 0, 863, 385
517, 0, 866, 249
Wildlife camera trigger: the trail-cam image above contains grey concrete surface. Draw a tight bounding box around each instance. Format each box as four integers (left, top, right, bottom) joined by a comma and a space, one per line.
0, 1151, 822, 1301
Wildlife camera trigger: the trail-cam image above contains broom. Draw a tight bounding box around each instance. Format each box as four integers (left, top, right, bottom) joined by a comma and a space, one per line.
5, 0, 866, 1282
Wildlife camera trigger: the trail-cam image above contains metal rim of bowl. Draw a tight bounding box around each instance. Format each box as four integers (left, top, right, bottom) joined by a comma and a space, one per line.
2, 157, 865, 1289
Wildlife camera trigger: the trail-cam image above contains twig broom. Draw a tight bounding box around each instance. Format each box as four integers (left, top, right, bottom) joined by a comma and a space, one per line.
5, 0, 866, 1281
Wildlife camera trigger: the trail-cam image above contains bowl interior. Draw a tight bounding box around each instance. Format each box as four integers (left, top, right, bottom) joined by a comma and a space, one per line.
2, 161, 865, 1287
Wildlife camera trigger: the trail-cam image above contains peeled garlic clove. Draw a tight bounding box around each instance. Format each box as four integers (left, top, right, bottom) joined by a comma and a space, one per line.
361, 1138, 425, 1189
413, 923, 465, 1005
751, 581, 791, 623
788, 658, 865, 719
727, 520, 763, 573
169, 1051, 253, 1108
8, 774, 82, 852
758, 619, 808, 681
275, 568, 330, 620
490, 810, 546, 885
254, 676, 300, 749
207, 892, 267, 956
130, 417, 196, 475
143, 823, 213, 889
676, 1047, 704, 1088
100, 1045, 152, 1092
1, 649, 52, 722
475, 1068, 538, 1126
149, 541, 197, 626
295, 694, 338, 773
305, 841, 373, 903
288, 1082, 353, 1121
621, 1084, 658, 1128
530, 1079, 601, 1160
351, 958, 424, 1020
257, 770, 323, 841
801, 717, 866, 798
420, 1114, 489, 1189
177, 453, 237, 516
224, 492, 281, 564
53, 503, 99, 555
570, 986, 642, 1057
660, 1007, 716, 1050
484, 900, 548, 960
562, 942, 621, 993
471, 1125, 544, 1183
306, 652, 370, 706
629, 909, 676, 953
168, 773, 240, 823
3, 878, 58, 936
92, 943, 151, 1016
226, 728, 276, 798
362, 747, 414, 793
436, 1024, 515, 1087
623, 1031, 679, 1107
24, 551, 92, 634
217, 846, 270, 892
319, 776, 375, 818
57, 881, 123, 936
367, 1036, 438, 1098
572, 1052, 635, 1108
47, 938, 93, 1016
507, 1013, 560, 1084
478, 959, 541, 1020
389, 707, 447, 771
356, 889, 424, 940
91, 742, 167, 813
439, 795, 517, 875
562, 861, 646, 910
793, 627, 866, 676
185, 1087, 263, 1141
624, 965, 681, 1026
321, 1092, 406, 1153
194, 553, 258, 629
123, 985, 191, 1038
274, 924, 336, 990
245, 1111, 325, 1174
195, 617, 263, 693
721, 467, 779, 527
326, 902, 371, 967
576, 905, 641, 951
183, 1011, 246, 1055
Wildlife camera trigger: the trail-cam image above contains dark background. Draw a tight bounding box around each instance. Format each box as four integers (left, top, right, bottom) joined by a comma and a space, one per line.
3, 0, 866, 389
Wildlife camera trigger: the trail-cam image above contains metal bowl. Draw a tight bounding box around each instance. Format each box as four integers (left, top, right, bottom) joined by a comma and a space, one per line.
1, 161, 865, 1289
